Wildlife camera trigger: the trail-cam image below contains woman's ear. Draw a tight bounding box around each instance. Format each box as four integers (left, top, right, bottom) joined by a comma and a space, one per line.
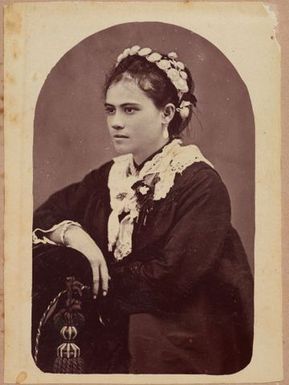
161, 103, 176, 124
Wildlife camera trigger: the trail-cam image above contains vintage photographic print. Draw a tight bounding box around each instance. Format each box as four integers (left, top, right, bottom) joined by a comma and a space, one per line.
4, 1, 283, 384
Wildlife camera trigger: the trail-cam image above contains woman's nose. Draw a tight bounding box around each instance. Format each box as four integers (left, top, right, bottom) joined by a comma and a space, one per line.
110, 112, 124, 130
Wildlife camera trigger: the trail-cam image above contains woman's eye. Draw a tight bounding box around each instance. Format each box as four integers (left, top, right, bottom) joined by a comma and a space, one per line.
124, 107, 137, 114
105, 106, 115, 115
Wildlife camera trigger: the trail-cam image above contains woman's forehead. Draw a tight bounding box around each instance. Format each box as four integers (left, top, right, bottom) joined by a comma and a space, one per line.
105, 78, 152, 106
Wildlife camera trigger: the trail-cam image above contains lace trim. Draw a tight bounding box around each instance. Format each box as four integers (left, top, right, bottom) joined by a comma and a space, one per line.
32, 220, 82, 246
108, 139, 213, 260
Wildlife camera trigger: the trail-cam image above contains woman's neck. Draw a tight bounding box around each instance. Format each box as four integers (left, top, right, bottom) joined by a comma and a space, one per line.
133, 139, 170, 166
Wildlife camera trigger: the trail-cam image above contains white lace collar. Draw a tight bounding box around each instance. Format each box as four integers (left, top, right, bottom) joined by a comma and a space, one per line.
107, 139, 213, 260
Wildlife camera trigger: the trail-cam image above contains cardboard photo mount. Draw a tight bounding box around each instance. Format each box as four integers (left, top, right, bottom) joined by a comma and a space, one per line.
2, 1, 288, 384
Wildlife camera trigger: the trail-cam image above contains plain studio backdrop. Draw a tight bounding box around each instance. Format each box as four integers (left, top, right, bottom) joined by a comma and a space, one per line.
33, 22, 255, 268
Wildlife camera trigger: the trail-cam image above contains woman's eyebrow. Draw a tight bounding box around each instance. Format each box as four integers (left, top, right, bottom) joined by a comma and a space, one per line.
104, 102, 141, 107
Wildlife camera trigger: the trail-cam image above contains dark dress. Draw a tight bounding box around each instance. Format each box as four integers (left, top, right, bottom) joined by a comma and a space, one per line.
32, 158, 254, 374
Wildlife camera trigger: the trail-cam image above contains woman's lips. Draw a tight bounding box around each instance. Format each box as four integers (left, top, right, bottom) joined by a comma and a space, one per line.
113, 134, 129, 138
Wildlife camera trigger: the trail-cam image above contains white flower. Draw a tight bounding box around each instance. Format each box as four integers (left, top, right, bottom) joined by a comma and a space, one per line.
168, 51, 178, 59
129, 45, 140, 55
182, 84, 189, 93
175, 78, 188, 92
147, 52, 162, 62
180, 70, 188, 80
139, 186, 150, 195
117, 48, 132, 63
117, 53, 125, 63
138, 47, 152, 56
167, 68, 179, 81
156, 60, 171, 70
179, 106, 190, 119
176, 61, 185, 70
123, 48, 131, 57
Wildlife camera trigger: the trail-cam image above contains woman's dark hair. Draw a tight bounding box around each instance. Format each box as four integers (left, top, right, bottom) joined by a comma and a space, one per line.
103, 54, 197, 138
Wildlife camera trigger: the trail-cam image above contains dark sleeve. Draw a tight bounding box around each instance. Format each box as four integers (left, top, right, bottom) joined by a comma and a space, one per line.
110, 167, 232, 312
33, 162, 112, 231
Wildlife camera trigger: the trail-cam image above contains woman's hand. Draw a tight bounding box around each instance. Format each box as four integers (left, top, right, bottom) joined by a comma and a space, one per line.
49, 224, 110, 298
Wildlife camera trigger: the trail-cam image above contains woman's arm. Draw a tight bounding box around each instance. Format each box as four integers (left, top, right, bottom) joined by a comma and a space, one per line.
34, 223, 110, 299
33, 165, 111, 297
33, 169, 100, 231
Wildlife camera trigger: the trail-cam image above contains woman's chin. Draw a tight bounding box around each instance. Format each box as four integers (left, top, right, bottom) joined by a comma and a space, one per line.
112, 141, 134, 155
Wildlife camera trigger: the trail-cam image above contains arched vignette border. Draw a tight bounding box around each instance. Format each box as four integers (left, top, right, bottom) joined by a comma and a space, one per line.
33, 21, 255, 266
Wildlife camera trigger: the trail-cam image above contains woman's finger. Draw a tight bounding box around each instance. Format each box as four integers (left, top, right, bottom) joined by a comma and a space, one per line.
91, 263, 100, 298
93, 278, 99, 299
99, 261, 109, 296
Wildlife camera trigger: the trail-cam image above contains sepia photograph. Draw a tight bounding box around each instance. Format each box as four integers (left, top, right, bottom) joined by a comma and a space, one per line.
3, 2, 283, 384
32, 22, 254, 375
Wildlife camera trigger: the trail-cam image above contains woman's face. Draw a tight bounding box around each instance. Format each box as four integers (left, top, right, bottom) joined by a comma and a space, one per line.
105, 78, 168, 164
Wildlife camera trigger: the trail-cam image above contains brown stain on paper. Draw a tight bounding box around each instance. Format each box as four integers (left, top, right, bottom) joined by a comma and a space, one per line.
15, 371, 27, 384
5, 72, 15, 85
5, 7, 22, 35
9, 113, 19, 125
13, 44, 20, 60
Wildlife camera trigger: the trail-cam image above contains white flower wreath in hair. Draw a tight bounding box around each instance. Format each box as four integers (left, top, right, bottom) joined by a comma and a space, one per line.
116, 45, 193, 119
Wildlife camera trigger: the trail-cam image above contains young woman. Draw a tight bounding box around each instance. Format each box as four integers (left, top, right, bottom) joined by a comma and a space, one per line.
32, 45, 253, 374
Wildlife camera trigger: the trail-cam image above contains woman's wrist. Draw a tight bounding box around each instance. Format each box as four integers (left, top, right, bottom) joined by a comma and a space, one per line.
63, 225, 103, 261
61, 221, 82, 246
43, 221, 82, 246
64, 224, 89, 249
32, 220, 81, 246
